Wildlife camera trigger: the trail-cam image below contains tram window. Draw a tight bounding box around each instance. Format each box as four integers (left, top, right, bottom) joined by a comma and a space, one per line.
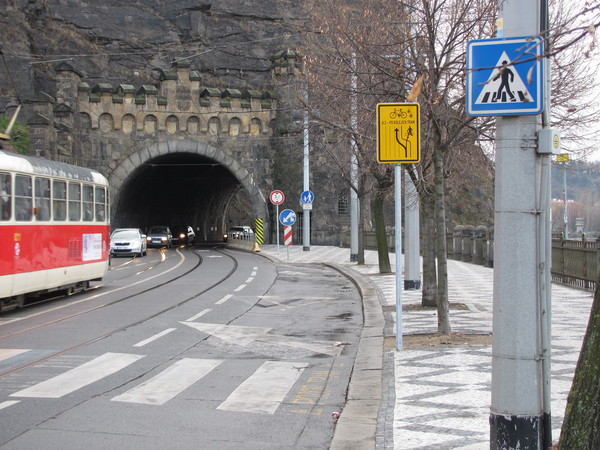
0, 172, 11, 221
53, 180, 67, 221
68, 182, 81, 221
15, 175, 32, 221
82, 184, 94, 221
95, 186, 106, 222
35, 177, 51, 221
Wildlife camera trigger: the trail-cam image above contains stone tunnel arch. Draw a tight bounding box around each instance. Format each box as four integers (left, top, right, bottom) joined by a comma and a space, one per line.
108, 139, 268, 241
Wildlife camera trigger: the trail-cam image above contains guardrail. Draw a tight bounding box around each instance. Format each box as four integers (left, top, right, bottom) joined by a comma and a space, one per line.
447, 225, 598, 291
551, 238, 599, 290
225, 232, 259, 252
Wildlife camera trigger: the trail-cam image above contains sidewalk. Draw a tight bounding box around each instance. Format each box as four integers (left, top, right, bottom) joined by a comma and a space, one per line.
258, 245, 593, 449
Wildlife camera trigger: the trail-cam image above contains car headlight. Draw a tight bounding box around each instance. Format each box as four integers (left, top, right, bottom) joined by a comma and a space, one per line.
161, 236, 167, 242
180, 233, 185, 239
147, 237, 151, 242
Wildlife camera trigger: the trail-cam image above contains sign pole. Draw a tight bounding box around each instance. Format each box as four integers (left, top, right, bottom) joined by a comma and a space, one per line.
395, 164, 403, 351
276, 204, 280, 253
489, 1, 547, 447
376, 102, 420, 352
270, 190, 285, 253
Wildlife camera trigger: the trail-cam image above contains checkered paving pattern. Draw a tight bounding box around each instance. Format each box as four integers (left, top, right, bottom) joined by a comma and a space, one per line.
258, 246, 593, 449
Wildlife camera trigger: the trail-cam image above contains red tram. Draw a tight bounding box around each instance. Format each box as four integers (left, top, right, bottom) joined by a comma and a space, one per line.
0, 150, 110, 311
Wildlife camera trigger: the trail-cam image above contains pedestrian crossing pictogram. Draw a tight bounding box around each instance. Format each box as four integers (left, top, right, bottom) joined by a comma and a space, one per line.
466, 36, 544, 116
474, 52, 534, 105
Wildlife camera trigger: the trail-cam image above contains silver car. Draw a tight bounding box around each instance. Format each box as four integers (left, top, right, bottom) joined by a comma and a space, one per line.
110, 228, 147, 257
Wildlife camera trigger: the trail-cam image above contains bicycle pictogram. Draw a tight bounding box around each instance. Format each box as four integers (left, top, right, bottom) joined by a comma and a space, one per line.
389, 108, 413, 119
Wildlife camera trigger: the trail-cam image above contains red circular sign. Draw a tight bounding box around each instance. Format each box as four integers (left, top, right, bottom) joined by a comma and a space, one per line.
270, 190, 285, 205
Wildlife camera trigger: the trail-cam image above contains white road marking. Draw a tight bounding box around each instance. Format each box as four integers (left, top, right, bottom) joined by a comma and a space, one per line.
181, 322, 271, 346
234, 284, 247, 292
245, 276, 255, 283
0, 349, 31, 362
133, 328, 176, 347
10, 353, 144, 398
0, 400, 20, 410
218, 361, 307, 414
215, 294, 232, 305
187, 308, 212, 321
181, 321, 341, 355
112, 358, 222, 405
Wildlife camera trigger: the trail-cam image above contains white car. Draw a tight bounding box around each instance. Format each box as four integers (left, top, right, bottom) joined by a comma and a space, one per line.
110, 228, 147, 257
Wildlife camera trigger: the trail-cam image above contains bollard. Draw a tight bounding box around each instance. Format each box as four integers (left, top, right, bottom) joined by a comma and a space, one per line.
453, 225, 464, 260
461, 225, 475, 263
474, 225, 488, 265
446, 226, 454, 259
487, 226, 494, 268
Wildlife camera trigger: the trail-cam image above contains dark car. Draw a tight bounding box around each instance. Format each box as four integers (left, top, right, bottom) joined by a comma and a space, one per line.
146, 225, 173, 248
172, 225, 195, 245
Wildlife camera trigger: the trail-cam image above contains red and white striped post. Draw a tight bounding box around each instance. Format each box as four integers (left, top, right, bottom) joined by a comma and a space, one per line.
283, 226, 292, 246
284, 225, 292, 259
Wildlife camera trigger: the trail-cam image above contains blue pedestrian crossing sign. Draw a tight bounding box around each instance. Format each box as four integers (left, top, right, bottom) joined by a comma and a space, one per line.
466, 36, 544, 116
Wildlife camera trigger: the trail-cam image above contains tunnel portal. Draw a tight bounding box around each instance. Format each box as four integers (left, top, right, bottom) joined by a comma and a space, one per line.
112, 151, 255, 243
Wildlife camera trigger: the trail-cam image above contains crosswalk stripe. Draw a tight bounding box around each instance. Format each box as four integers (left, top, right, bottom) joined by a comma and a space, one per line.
112, 358, 222, 405
217, 361, 307, 414
10, 353, 144, 398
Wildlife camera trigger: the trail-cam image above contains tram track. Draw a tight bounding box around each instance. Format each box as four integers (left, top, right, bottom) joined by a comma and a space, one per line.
0, 246, 239, 379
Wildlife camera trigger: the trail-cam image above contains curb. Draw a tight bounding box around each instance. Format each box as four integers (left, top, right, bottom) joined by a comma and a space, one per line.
326, 264, 385, 450
255, 250, 386, 449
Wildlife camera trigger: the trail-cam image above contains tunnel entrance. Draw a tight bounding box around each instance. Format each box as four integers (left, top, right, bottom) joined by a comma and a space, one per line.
112, 152, 255, 242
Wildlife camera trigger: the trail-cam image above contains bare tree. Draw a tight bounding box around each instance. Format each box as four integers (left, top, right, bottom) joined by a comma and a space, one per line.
300, 0, 599, 335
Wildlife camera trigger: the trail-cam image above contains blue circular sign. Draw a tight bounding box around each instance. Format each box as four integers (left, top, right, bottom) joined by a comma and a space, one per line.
300, 190, 315, 204
279, 209, 297, 226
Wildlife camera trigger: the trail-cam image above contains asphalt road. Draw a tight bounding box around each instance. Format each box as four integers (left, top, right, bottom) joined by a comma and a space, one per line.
0, 245, 363, 449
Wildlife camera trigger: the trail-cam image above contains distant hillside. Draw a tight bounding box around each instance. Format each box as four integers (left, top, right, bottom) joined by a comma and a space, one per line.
552, 159, 600, 202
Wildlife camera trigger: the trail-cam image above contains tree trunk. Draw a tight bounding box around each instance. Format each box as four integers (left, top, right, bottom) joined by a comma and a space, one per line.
433, 147, 451, 335
356, 174, 366, 265
373, 193, 391, 273
421, 193, 437, 307
558, 279, 600, 449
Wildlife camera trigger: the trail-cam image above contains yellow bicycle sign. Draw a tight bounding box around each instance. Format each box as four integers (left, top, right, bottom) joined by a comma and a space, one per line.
377, 103, 420, 163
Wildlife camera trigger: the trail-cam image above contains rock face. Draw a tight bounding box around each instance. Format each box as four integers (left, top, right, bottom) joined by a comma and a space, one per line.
0, 0, 305, 118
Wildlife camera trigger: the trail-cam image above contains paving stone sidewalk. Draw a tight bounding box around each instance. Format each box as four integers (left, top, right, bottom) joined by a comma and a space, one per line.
258, 245, 593, 449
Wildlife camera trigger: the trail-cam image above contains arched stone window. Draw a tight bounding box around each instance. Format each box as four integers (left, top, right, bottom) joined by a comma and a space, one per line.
250, 118, 262, 136
229, 117, 242, 136
122, 114, 135, 135
79, 113, 92, 130
208, 117, 221, 136
166, 115, 178, 134
338, 191, 349, 215
144, 115, 157, 134
187, 116, 200, 134
99, 113, 114, 133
